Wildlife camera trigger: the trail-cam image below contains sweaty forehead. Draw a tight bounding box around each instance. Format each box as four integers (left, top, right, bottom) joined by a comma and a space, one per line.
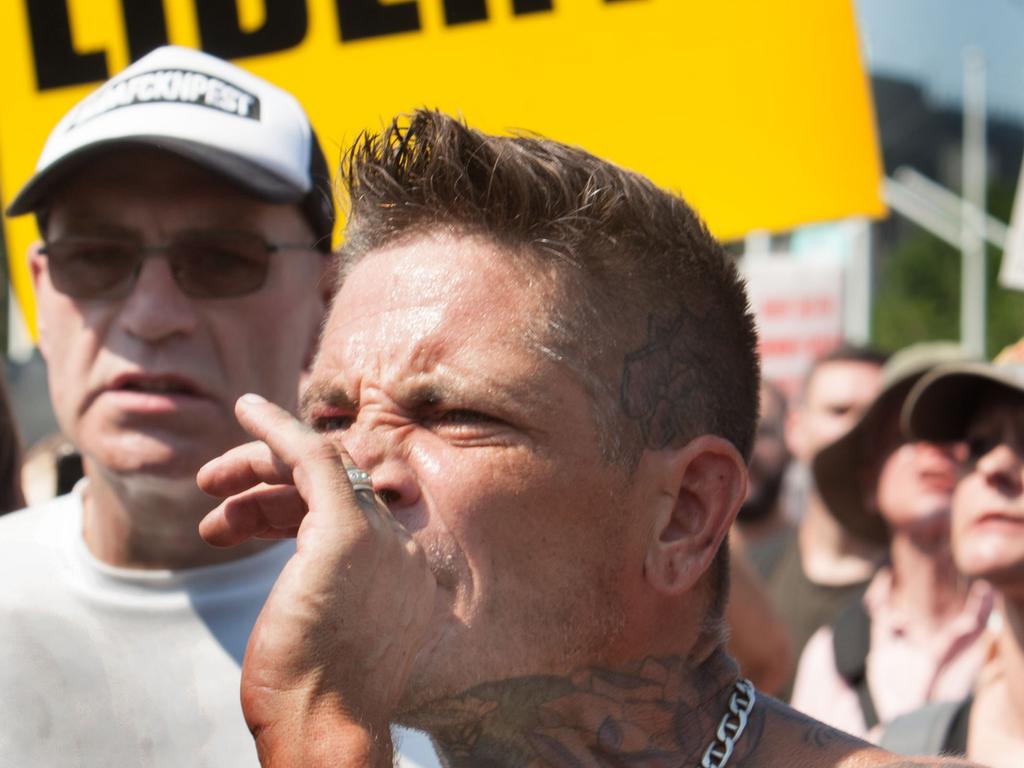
313, 233, 554, 391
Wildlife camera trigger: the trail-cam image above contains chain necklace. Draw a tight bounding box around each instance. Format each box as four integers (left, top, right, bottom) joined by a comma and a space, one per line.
700, 678, 756, 768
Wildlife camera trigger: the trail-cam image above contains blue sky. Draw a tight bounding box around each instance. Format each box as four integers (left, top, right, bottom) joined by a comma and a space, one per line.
856, 0, 1024, 121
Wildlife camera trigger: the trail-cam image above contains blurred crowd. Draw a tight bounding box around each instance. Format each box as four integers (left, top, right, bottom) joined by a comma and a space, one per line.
724, 337, 1024, 758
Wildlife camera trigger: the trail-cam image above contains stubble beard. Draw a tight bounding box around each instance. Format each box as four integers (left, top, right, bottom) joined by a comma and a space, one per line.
394, 556, 630, 733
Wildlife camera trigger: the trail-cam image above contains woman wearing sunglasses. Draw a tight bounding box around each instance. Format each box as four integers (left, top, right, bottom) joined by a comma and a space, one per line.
881, 361, 1024, 765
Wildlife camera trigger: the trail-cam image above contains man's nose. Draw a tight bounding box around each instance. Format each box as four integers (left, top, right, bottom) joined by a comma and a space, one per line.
341, 421, 422, 518
118, 257, 199, 341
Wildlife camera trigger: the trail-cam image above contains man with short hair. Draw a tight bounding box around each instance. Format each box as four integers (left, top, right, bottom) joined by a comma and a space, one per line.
0, 47, 435, 767
758, 345, 890, 698
198, 110, 978, 767
737, 379, 794, 572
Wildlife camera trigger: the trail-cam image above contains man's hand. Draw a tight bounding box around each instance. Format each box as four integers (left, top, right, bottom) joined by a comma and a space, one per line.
198, 394, 437, 767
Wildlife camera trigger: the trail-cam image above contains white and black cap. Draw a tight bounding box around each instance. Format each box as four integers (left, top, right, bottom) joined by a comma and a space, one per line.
6, 45, 333, 251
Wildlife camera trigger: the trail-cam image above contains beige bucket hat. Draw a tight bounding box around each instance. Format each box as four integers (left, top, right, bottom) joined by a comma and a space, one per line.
903, 361, 1024, 443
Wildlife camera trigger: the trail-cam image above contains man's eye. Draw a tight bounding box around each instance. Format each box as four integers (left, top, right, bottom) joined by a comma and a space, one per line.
430, 410, 496, 430
440, 410, 487, 422
312, 415, 354, 433
434, 409, 493, 428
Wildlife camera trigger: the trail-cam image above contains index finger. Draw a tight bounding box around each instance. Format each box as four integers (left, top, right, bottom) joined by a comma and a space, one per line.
197, 439, 293, 498
228, 393, 363, 513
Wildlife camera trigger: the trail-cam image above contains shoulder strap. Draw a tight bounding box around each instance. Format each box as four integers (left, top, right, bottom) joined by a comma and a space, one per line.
879, 699, 970, 756
831, 596, 879, 730
942, 695, 973, 755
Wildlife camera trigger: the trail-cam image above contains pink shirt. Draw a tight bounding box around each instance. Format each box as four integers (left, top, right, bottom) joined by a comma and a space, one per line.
790, 567, 993, 740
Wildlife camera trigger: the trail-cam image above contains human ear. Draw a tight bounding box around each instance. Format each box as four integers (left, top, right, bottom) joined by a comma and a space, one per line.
27, 241, 51, 360
643, 435, 747, 596
317, 253, 338, 306
302, 255, 335, 376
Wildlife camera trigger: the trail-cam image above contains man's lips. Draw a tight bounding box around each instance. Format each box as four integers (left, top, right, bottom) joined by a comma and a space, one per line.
104, 372, 212, 400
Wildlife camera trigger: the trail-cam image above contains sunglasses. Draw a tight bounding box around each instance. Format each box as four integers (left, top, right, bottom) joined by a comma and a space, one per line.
39, 231, 316, 300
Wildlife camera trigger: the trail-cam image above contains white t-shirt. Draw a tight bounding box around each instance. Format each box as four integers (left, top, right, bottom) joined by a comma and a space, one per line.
0, 491, 440, 767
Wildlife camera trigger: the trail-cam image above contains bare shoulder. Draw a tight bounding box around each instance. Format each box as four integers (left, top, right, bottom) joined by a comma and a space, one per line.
731, 696, 984, 768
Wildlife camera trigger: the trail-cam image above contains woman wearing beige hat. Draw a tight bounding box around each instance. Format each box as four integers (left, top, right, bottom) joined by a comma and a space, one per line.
881, 362, 1024, 765
791, 343, 993, 739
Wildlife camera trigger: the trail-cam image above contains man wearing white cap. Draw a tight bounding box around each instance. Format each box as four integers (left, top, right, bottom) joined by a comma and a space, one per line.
0, 47, 437, 767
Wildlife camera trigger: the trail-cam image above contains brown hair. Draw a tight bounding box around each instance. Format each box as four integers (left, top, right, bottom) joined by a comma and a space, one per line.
800, 343, 889, 403
338, 110, 760, 466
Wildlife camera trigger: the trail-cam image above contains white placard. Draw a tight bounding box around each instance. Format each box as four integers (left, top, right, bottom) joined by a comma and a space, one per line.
742, 257, 845, 398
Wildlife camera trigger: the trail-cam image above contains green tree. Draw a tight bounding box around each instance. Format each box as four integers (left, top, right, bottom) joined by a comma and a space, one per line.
873, 181, 1024, 358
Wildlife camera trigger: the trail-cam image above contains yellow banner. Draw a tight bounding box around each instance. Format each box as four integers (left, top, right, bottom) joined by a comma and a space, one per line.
1, 0, 883, 337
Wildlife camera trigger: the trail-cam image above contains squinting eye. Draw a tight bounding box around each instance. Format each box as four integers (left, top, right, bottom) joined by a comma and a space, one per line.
311, 415, 354, 433
434, 410, 492, 426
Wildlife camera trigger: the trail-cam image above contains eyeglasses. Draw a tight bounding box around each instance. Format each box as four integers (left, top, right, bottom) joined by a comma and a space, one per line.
39, 231, 317, 300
